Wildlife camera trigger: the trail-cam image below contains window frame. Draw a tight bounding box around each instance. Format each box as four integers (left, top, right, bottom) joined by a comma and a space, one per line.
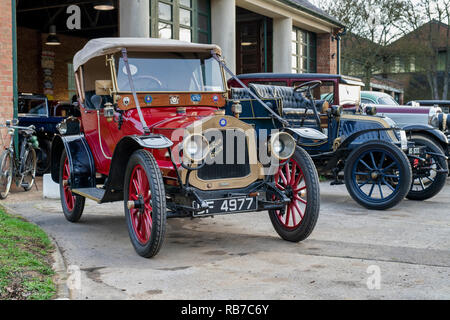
291, 27, 317, 73
150, 0, 211, 43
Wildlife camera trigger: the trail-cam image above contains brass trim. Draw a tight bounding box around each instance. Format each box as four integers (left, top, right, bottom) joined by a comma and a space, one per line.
180, 115, 264, 190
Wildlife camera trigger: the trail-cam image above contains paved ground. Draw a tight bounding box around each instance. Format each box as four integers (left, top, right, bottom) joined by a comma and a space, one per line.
2, 177, 450, 299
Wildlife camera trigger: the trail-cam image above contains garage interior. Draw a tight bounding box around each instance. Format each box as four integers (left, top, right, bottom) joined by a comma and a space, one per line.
17, 0, 118, 102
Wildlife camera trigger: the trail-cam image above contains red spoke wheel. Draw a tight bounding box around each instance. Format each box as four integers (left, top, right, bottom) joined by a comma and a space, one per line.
268, 147, 320, 242
59, 150, 85, 222
124, 150, 166, 258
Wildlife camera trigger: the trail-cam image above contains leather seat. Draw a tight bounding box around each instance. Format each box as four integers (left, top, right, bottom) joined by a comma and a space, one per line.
248, 84, 315, 113
84, 90, 113, 109
230, 87, 252, 100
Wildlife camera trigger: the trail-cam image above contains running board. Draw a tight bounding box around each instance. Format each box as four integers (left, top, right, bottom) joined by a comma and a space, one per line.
72, 188, 106, 203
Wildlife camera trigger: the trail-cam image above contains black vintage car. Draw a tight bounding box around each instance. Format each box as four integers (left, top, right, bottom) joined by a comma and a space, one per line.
18, 93, 80, 174
228, 74, 448, 209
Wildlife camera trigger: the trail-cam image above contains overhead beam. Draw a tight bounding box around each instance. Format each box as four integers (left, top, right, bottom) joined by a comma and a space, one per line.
18, 1, 101, 13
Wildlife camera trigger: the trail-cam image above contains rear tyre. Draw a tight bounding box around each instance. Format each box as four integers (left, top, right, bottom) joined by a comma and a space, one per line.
124, 149, 166, 258
268, 146, 320, 242
59, 150, 85, 222
344, 141, 412, 210
406, 134, 448, 200
0, 150, 13, 199
21, 146, 36, 191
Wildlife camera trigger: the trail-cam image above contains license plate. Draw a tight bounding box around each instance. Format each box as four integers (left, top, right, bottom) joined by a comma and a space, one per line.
193, 197, 257, 216
409, 147, 421, 155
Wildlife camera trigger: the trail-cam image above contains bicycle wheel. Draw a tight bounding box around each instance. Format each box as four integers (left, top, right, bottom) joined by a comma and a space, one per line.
21, 146, 36, 191
0, 150, 13, 199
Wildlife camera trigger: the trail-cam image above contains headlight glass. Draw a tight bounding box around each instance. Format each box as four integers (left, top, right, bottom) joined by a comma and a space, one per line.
183, 134, 209, 162
57, 122, 67, 135
270, 132, 296, 160
273, 139, 284, 154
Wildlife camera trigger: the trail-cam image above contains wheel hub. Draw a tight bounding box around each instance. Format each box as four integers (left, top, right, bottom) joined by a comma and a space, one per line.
285, 185, 294, 199
371, 171, 380, 180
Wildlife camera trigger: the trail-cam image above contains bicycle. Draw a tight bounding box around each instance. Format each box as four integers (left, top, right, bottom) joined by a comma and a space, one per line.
0, 119, 39, 199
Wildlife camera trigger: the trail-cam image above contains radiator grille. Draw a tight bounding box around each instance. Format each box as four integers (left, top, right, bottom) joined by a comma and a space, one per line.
197, 129, 251, 180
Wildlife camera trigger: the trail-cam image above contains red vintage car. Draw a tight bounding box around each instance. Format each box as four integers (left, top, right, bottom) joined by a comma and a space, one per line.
50, 38, 321, 258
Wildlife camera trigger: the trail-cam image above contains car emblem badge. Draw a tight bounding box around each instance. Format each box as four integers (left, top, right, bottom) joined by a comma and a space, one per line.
191, 94, 201, 103
213, 95, 219, 103
123, 97, 130, 106
219, 118, 227, 127
169, 95, 180, 105
144, 95, 152, 104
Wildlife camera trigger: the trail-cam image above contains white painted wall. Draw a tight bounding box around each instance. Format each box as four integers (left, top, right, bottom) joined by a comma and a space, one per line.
119, 0, 150, 37
211, 0, 236, 74
273, 17, 292, 73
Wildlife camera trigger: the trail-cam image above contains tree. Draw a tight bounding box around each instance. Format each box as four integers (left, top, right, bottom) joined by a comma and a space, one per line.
319, 0, 407, 89
397, 0, 450, 100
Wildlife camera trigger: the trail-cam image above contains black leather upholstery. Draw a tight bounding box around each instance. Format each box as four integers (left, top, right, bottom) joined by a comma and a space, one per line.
230, 87, 252, 100
249, 84, 315, 111
84, 90, 113, 109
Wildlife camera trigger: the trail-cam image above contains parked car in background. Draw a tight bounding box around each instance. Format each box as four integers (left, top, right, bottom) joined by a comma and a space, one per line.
407, 100, 450, 114
50, 38, 321, 258
229, 73, 448, 205
360, 91, 449, 173
18, 93, 80, 175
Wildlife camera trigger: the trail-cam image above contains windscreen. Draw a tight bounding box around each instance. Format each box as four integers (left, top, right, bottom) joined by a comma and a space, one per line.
377, 95, 398, 105
339, 84, 361, 106
18, 97, 48, 116
115, 52, 224, 92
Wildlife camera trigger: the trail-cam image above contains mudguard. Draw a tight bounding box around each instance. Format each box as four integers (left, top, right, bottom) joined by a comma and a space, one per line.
101, 135, 174, 201
284, 127, 328, 147
51, 134, 96, 188
400, 124, 449, 146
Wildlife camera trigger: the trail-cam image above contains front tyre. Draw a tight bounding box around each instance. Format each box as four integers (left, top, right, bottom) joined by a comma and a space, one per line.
124, 149, 166, 258
407, 134, 448, 200
59, 150, 85, 222
268, 147, 320, 242
344, 141, 412, 210
0, 150, 13, 199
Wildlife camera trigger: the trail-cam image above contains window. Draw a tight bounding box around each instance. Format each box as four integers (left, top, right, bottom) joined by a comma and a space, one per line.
292, 28, 316, 73
151, 0, 211, 43
67, 63, 76, 100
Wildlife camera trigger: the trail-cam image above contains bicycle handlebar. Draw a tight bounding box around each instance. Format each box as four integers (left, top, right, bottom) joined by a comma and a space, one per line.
0, 123, 35, 132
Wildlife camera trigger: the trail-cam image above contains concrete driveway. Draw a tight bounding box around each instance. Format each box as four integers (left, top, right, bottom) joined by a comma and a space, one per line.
3, 178, 450, 299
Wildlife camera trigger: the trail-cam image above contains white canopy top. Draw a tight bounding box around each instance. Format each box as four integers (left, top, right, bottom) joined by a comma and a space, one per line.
73, 37, 222, 71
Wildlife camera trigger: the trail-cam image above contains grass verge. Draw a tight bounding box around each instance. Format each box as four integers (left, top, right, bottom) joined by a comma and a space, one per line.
0, 206, 56, 300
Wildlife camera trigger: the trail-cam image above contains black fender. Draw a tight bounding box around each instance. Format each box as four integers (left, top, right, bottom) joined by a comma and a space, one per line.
400, 124, 449, 150
339, 127, 399, 149
50, 134, 96, 188
105, 135, 173, 196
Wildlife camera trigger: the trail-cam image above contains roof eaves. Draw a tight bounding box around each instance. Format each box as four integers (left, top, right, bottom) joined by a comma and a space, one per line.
277, 0, 345, 28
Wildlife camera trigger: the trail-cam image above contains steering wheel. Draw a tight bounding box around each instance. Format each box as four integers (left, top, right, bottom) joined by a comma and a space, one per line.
119, 75, 163, 90
293, 80, 322, 96
293, 80, 323, 131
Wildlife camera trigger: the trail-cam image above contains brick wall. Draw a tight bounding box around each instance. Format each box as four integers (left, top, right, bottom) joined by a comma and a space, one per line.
316, 32, 337, 74
17, 27, 88, 101
0, 0, 13, 146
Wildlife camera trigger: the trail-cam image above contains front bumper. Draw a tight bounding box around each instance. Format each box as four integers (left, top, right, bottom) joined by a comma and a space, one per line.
167, 180, 289, 218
